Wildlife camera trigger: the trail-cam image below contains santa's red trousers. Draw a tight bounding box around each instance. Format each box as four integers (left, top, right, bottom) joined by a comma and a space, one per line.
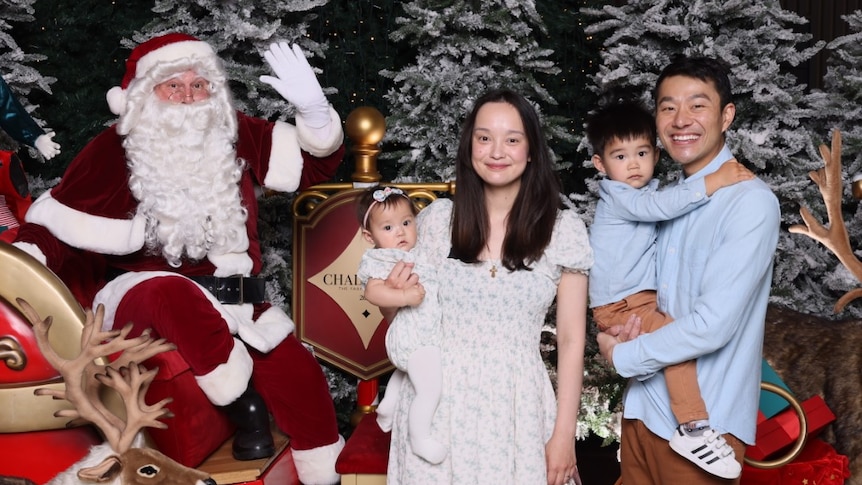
113, 275, 339, 450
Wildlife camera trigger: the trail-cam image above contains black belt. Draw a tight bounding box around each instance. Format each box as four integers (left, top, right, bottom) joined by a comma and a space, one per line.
188, 275, 266, 305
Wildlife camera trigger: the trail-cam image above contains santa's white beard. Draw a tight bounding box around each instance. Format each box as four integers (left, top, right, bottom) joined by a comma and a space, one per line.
123, 95, 248, 267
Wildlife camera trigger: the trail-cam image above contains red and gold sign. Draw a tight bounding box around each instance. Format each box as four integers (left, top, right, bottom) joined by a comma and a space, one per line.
292, 189, 392, 380
292, 106, 454, 381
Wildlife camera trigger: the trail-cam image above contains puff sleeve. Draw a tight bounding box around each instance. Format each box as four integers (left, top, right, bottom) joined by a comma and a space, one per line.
547, 208, 593, 276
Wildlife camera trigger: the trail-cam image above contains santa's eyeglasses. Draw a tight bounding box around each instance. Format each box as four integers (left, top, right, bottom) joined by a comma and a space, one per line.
155, 78, 211, 104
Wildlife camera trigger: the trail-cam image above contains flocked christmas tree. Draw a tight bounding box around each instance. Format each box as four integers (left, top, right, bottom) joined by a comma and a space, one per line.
133, 0, 331, 119
9, 0, 153, 180
0, 0, 55, 157
802, 11, 862, 310
381, 0, 572, 182
818, 11, 862, 165
579, 1, 840, 312
574, 0, 835, 443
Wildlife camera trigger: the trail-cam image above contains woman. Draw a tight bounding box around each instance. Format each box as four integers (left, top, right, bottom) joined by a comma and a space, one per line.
382, 88, 592, 485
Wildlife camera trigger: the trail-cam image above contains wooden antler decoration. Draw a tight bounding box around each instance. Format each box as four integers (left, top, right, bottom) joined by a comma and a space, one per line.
788, 130, 862, 313
17, 298, 214, 484
18, 298, 175, 452
18, 299, 175, 453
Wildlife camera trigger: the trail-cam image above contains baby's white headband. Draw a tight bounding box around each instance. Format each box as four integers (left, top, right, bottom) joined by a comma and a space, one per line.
362, 187, 409, 229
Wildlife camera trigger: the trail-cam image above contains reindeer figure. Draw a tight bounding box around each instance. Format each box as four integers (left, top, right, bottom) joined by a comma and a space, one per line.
17, 298, 215, 485
763, 129, 862, 482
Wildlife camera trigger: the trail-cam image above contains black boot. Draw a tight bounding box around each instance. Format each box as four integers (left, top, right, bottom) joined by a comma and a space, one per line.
223, 386, 276, 461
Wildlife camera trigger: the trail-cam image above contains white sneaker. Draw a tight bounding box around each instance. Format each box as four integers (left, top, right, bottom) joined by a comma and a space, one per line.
669, 424, 742, 479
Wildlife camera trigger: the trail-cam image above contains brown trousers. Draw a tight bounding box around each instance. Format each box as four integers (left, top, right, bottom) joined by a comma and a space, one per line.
593, 290, 707, 424
620, 418, 745, 484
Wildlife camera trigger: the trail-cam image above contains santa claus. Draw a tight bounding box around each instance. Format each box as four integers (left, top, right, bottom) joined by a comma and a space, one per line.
13, 33, 345, 484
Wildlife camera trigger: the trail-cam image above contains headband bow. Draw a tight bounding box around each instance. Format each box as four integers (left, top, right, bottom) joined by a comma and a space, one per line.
362, 187, 408, 229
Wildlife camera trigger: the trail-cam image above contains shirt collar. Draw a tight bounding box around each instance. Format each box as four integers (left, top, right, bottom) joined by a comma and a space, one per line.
679, 144, 734, 184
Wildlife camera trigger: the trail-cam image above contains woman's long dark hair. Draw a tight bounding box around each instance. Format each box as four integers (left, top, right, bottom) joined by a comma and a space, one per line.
450, 88, 562, 271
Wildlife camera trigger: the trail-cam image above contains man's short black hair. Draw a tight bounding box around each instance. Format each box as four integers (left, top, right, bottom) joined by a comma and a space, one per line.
654, 55, 733, 108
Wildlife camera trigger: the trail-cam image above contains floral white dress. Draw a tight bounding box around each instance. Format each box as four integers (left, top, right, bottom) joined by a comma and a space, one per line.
386, 198, 593, 484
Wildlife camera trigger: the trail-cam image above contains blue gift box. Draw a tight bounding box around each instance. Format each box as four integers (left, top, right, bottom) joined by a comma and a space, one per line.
759, 359, 793, 418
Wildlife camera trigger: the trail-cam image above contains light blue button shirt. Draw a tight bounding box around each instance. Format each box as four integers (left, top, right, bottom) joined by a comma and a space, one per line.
612, 144, 780, 444
589, 177, 709, 308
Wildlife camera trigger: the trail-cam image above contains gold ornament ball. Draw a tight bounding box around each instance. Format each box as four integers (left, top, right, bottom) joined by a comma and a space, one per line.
345, 106, 386, 146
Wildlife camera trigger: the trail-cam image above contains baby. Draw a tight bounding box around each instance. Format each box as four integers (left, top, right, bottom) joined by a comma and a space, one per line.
356, 186, 447, 464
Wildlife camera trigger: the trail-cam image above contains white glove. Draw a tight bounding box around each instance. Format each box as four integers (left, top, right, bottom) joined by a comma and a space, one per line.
260, 42, 330, 129
34, 132, 61, 160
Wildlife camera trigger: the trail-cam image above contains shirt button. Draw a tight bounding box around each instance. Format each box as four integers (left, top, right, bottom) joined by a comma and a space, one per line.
669, 247, 676, 254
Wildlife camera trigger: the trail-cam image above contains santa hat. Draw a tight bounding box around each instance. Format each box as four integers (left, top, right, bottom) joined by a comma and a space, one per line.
106, 33, 217, 116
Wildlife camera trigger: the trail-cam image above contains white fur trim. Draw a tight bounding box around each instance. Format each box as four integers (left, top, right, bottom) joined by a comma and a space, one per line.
207, 251, 253, 277
262, 121, 303, 192
25, 191, 146, 255
236, 305, 293, 353
195, 338, 254, 406
106, 86, 127, 116
219, 302, 253, 335
135, 40, 215, 84
11, 242, 47, 265
295, 106, 344, 157
291, 435, 344, 485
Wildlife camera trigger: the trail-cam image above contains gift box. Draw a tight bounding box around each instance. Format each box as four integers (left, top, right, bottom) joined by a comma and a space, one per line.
742, 438, 850, 485
759, 359, 793, 418
747, 395, 836, 461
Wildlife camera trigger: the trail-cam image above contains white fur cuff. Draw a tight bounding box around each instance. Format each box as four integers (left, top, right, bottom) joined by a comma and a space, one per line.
236, 305, 294, 353
26, 191, 146, 255
295, 106, 344, 157
263, 121, 303, 192
291, 435, 344, 485
11, 242, 47, 266
195, 339, 254, 406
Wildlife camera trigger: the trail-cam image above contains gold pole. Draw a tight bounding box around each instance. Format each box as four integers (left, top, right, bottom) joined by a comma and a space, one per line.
345, 106, 385, 183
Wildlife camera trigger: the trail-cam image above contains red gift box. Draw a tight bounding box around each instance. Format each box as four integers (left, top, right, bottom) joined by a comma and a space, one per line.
742, 438, 850, 485
747, 395, 836, 461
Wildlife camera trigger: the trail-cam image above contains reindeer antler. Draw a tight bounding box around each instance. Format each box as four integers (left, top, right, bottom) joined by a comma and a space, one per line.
788, 130, 862, 313
18, 298, 176, 453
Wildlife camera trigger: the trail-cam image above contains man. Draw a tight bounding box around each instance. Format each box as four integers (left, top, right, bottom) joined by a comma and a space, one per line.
14, 33, 345, 484
598, 55, 780, 484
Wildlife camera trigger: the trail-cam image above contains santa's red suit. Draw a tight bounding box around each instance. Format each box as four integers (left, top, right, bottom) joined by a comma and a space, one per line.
14, 33, 345, 484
